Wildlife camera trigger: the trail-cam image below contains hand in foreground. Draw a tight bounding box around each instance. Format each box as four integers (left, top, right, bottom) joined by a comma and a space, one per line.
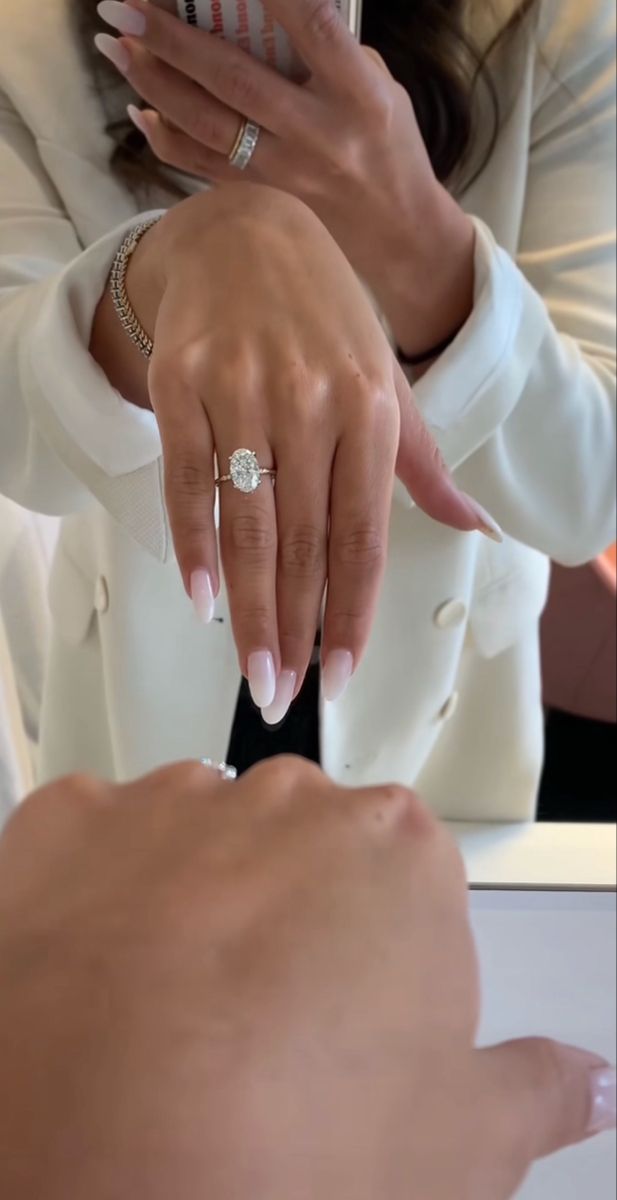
0, 759, 613, 1200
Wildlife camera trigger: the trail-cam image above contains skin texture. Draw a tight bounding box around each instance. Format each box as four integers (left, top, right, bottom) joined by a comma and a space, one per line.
0, 758, 611, 1200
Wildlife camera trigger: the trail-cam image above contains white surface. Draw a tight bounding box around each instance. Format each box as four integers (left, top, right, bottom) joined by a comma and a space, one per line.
471, 890, 617, 1199
453, 822, 617, 889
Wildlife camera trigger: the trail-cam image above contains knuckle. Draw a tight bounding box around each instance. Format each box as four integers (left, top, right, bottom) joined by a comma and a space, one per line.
357, 784, 432, 835
339, 372, 396, 426
227, 513, 275, 561
48, 772, 103, 808
304, 0, 341, 44
333, 524, 385, 570
251, 754, 322, 797
351, 374, 392, 413
327, 609, 364, 637
148, 760, 213, 795
280, 526, 325, 578
175, 340, 209, 385
189, 104, 223, 150
14, 773, 102, 828
234, 604, 272, 646
165, 456, 210, 500
224, 61, 259, 113
363, 78, 397, 131
401, 790, 442, 838
378, 783, 417, 811
151, 344, 203, 394
528, 1039, 566, 1091
277, 365, 320, 414
328, 134, 364, 181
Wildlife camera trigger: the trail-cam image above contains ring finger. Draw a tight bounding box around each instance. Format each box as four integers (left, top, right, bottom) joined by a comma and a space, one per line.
216, 438, 280, 710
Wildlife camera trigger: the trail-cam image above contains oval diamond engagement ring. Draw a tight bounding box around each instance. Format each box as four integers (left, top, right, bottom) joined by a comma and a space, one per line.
215, 449, 277, 495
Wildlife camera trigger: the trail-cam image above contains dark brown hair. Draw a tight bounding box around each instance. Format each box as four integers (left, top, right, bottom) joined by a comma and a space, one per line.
75, 0, 537, 187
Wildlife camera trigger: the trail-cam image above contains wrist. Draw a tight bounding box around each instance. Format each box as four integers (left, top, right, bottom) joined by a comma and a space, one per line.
370, 186, 476, 360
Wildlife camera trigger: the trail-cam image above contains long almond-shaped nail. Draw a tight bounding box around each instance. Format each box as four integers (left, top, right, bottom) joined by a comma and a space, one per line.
322, 650, 353, 703
190, 570, 215, 625
462, 494, 504, 544
127, 104, 151, 137
94, 32, 131, 73
97, 0, 146, 35
262, 670, 297, 727
588, 1067, 617, 1135
248, 652, 276, 709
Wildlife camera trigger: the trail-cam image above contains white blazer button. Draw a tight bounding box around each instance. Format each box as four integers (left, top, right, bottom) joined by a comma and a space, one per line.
94, 576, 110, 614
434, 599, 467, 630
439, 692, 460, 722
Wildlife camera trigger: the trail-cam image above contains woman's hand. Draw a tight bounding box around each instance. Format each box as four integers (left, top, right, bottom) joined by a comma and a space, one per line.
95, 0, 476, 357
1, 760, 613, 1200
92, 187, 494, 718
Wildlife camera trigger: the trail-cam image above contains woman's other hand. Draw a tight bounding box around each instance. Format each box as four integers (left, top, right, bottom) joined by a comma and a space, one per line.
95, 0, 477, 358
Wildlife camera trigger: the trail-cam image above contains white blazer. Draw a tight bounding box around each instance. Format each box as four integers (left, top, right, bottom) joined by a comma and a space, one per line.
0, 0, 615, 819
0, 498, 58, 812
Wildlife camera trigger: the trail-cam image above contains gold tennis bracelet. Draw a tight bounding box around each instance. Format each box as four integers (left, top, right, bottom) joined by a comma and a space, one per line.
109, 217, 162, 360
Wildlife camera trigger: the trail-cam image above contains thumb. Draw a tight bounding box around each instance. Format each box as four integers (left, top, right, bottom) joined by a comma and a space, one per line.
395, 365, 503, 540
478, 1038, 616, 1164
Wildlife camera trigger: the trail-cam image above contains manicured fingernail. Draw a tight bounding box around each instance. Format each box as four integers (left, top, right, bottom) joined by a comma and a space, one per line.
127, 104, 150, 137
190, 570, 215, 625
588, 1067, 617, 1135
97, 0, 146, 35
248, 652, 276, 709
322, 650, 353, 703
462, 494, 504, 544
262, 670, 297, 726
94, 32, 131, 73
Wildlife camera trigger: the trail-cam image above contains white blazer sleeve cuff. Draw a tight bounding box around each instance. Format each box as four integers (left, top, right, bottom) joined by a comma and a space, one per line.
22, 213, 163, 478
413, 217, 548, 468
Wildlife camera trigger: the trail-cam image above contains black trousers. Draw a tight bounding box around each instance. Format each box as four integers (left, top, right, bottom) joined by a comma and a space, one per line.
227, 661, 321, 775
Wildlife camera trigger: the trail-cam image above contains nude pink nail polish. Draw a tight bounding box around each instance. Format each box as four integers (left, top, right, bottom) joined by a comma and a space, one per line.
190, 570, 215, 625
461, 493, 504, 543
262, 670, 297, 726
322, 650, 354, 703
127, 104, 150, 137
588, 1067, 617, 1135
248, 652, 276, 709
97, 1, 146, 36
94, 32, 131, 74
